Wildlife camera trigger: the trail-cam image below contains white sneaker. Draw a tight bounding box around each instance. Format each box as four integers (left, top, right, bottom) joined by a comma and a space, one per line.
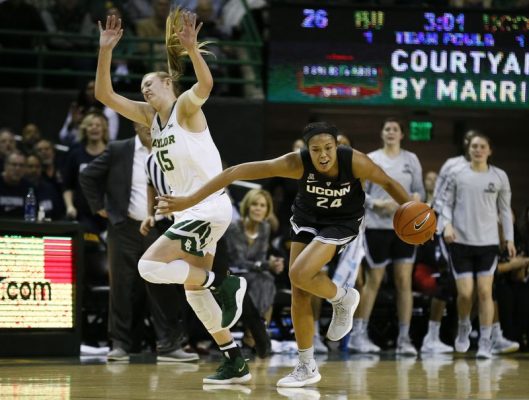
476, 337, 493, 359
276, 359, 321, 388
326, 288, 360, 341
348, 331, 381, 353
454, 323, 471, 353
492, 335, 520, 354
421, 334, 454, 354
107, 347, 130, 362
396, 336, 417, 356
313, 335, 328, 354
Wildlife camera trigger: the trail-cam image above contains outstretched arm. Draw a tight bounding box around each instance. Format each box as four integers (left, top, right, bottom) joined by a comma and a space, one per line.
95, 15, 153, 126
175, 11, 213, 117
156, 152, 303, 213
352, 149, 410, 205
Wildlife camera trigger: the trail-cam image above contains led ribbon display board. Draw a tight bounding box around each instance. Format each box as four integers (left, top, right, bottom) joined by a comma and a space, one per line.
0, 235, 75, 328
268, 4, 529, 108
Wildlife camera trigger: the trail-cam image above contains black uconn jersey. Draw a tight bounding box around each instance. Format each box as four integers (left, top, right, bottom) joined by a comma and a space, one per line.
292, 146, 365, 229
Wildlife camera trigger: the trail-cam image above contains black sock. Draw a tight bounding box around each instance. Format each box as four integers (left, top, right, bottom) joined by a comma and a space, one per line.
202, 271, 227, 289
219, 340, 242, 360
212, 271, 225, 288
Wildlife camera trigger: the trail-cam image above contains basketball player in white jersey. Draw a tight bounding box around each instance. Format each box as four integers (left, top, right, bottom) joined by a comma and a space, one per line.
95, 10, 250, 383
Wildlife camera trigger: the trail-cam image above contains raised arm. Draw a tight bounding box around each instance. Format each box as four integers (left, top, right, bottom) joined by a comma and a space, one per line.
175, 12, 213, 115
352, 149, 410, 205
95, 15, 153, 126
156, 152, 303, 213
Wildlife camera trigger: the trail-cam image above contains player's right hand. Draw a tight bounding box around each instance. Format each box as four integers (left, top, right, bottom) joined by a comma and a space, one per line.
98, 15, 123, 50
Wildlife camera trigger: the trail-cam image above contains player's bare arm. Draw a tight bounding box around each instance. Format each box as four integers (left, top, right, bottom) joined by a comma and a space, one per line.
352, 149, 410, 204
95, 15, 153, 126
156, 152, 303, 213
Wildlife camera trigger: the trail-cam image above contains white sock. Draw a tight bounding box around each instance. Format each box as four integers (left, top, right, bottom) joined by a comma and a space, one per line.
299, 347, 314, 364
329, 287, 346, 303
480, 325, 492, 341
428, 320, 441, 339
491, 322, 502, 340
352, 318, 364, 335
459, 317, 471, 327
398, 323, 410, 340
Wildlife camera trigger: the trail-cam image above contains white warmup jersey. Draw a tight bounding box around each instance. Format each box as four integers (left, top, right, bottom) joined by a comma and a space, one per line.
150, 103, 224, 201
150, 103, 232, 256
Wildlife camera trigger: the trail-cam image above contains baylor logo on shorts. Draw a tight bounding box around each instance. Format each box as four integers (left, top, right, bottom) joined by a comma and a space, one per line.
164, 219, 213, 256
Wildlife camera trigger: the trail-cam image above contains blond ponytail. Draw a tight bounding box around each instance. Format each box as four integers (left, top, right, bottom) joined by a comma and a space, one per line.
165, 8, 212, 82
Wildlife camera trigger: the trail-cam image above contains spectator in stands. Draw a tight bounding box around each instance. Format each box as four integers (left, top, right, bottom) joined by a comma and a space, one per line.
424, 171, 437, 206
350, 117, 424, 356
124, 0, 154, 23
225, 189, 283, 352
177, 0, 225, 21
34, 139, 65, 194
62, 112, 108, 236
60, 80, 120, 145
19, 123, 42, 156
450, 0, 492, 7
0, 128, 17, 173
0, 152, 31, 219
136, 0, 171, 71
40, 0, 97, 87
0, 0, 46, 88
337, 133, 352, 147
443, 133, 515, 359
25, 153, 65, 221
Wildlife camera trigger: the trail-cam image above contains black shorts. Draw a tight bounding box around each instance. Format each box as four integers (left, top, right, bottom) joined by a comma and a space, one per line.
290, 216, 359, 253
364, 228, 416, 268
448, 243, 498, 279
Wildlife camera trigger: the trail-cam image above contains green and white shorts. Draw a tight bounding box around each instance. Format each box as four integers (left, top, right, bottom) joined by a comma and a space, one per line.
163, 192, 232, 256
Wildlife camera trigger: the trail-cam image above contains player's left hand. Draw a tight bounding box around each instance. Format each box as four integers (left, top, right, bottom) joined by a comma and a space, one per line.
176, 10, 203, 51
155, 195, 191, 214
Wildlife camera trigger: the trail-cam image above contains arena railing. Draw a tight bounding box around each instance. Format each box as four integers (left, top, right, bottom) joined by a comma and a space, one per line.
0, 7, 263, 96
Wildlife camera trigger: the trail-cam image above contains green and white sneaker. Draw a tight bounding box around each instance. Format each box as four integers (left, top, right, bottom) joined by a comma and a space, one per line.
203, 356, 252, 384
216, 275, 247, 329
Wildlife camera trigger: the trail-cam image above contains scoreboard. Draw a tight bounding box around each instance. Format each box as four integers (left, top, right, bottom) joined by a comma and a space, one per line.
268, 4, 529, 108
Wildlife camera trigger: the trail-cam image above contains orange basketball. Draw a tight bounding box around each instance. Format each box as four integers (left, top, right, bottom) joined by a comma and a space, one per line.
393, 201, 437, 245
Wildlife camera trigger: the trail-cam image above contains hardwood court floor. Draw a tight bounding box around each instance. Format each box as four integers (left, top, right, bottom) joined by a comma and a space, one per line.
0, 352, 528, 399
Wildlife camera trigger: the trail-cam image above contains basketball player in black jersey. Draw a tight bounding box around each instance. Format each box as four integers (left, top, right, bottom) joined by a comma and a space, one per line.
156, 121, 411, 387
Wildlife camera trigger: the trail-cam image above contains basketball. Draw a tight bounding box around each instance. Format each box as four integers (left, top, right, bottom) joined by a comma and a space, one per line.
393, 201, 437, 245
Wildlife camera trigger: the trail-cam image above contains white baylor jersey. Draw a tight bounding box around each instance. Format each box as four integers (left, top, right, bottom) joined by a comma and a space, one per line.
150, 104, 223, 202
